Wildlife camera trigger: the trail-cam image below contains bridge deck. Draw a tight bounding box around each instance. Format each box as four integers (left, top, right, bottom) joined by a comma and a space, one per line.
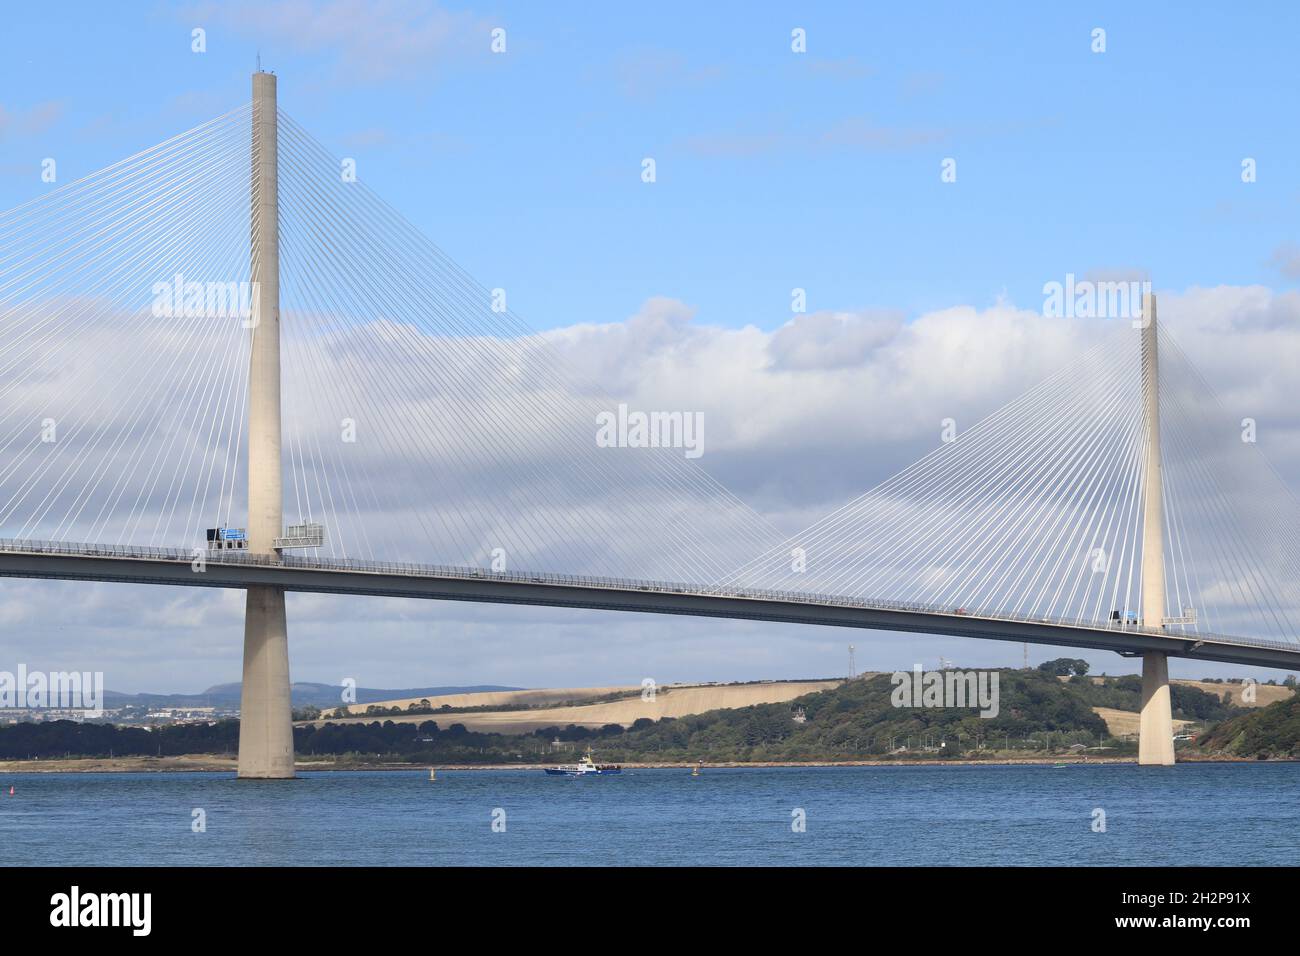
0, 539, 1297, 670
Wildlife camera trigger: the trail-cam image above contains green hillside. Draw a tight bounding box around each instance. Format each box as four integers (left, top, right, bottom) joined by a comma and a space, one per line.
1197, 693, 1300, 758
593, 670, 1109, 762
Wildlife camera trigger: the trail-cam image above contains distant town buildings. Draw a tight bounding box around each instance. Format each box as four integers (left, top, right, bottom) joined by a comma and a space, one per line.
0, 704, 229, 727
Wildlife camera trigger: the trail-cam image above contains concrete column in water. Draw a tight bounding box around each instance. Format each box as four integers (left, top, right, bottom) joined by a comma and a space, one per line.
238, 70, 294, 779
1137, 292, 1175, 767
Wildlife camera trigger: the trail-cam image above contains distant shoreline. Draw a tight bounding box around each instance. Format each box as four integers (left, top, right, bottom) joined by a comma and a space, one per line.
0, 753, 1281, 773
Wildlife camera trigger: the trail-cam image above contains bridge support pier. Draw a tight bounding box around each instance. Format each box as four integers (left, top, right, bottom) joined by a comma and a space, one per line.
1137, 294, 1174, 767
238, 585, 294, 777
1138, 651, 1175, 766
237, 69, 294, 779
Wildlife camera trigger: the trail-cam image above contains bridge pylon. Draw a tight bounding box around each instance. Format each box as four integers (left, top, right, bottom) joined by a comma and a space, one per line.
1137, 293, 1175, 766
238, 70, 295, 779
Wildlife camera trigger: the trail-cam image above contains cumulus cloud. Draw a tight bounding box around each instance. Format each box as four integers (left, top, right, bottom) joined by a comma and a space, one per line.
544, 297, 1119, 518
767, 310, 902, 371
562, 287, 1300, 502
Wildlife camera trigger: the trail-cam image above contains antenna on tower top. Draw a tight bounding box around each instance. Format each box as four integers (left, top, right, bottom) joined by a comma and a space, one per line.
257, 51, 262, 72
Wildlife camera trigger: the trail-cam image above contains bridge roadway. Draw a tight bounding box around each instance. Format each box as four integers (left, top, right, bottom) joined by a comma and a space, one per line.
0, 539, 1296, 670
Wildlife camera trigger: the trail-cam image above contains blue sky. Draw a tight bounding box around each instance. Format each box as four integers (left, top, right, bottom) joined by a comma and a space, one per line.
3, 1, 1298, 334
2, 2, 1299, 691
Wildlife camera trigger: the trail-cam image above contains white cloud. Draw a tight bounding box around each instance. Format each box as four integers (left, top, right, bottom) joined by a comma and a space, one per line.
767, 310, 902, 371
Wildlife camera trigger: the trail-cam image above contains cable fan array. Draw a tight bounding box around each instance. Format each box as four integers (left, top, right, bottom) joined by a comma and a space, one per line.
272, 110, 782, 580
720, 322, 1300, 646
0, 104, 782, 583
0, 107, 253, 547
1157, 329, 1300, 642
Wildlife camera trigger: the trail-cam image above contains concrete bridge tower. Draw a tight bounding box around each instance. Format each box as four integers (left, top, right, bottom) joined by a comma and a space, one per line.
238, 70, 295, 779
1138, 293, 1175, 766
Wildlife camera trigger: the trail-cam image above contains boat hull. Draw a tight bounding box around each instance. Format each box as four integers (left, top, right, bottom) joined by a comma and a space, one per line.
544, 768, 622, 775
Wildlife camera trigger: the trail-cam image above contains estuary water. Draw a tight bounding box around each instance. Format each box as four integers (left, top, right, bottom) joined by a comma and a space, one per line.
3, 762, 1295, 866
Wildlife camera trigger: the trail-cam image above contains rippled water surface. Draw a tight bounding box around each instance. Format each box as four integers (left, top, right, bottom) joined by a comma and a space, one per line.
3, 762, 1295, 866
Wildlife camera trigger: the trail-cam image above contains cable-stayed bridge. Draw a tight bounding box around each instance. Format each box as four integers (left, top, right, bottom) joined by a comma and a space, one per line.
1, 74, 1297, 776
